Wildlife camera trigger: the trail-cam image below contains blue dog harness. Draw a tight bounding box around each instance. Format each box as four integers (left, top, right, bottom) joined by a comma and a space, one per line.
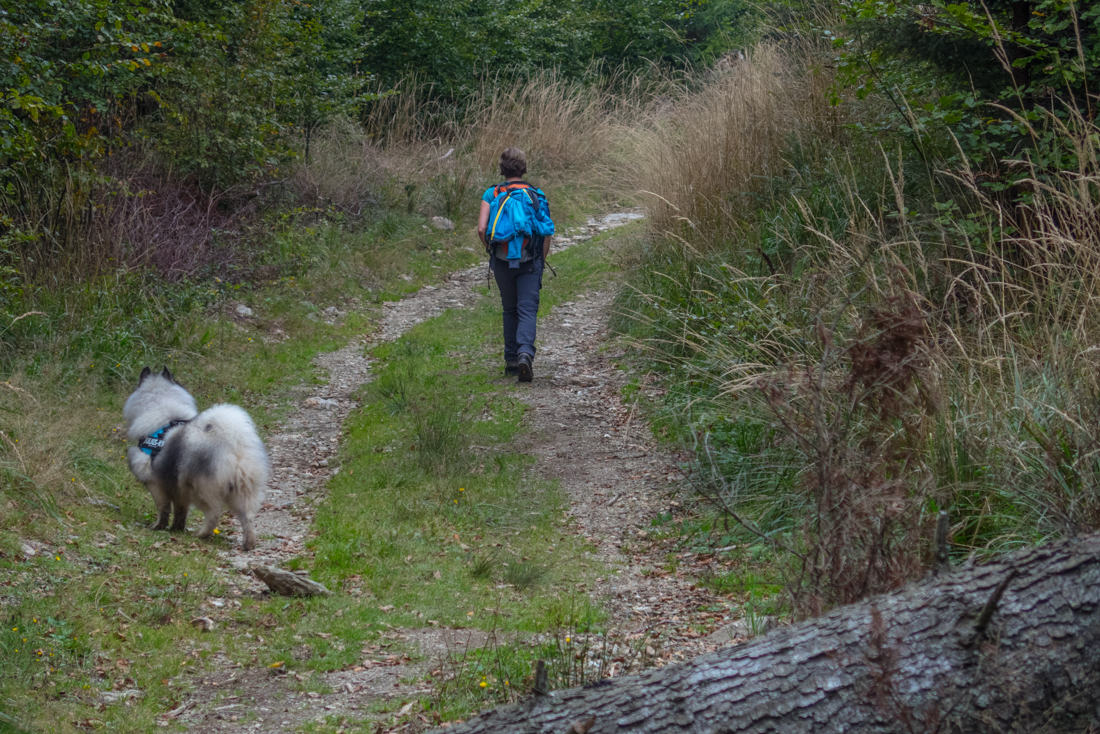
138, 420, 190, 458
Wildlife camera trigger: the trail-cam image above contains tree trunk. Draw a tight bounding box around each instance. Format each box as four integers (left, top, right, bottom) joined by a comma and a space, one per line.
438, 534, 1100, 734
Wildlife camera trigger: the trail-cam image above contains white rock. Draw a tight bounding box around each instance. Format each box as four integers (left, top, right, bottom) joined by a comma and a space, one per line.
191, 616, 215, 632
429, 216, 456, 231
236, 304, 253, 317
98, 689, 144, 704
705, 621, 749, 645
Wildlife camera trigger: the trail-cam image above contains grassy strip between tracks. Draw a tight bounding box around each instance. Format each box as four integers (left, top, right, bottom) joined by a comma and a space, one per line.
0, 222, 623, 733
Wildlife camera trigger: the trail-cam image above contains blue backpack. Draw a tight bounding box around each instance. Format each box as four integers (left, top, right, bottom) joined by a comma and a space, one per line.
484, 181, 555, 268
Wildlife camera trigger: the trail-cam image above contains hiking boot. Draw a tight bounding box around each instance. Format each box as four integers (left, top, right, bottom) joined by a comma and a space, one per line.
517, 353, 533, 383
504, 361, 518, 376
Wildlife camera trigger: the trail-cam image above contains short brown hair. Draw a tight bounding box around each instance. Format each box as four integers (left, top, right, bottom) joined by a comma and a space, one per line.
499, 147, 527, 179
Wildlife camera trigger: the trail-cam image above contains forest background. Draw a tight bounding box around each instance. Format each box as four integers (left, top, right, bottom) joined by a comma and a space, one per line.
3, 0, 1100, 726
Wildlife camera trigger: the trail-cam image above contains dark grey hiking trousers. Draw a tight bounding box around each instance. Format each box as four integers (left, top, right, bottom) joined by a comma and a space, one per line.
493, 257, 544, 361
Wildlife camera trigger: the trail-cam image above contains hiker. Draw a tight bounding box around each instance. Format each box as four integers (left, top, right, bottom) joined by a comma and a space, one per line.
478, 147, 554, 383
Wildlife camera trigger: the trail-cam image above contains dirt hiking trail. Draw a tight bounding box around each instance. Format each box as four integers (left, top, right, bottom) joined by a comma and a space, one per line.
181, 212, 743, 732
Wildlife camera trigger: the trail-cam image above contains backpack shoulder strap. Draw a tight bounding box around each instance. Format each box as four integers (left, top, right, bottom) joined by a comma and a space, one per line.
503, 181, 538, 206
498, 181, 533, 194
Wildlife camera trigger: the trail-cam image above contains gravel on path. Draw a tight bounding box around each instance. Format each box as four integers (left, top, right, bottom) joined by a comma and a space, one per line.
181, 211, 743, 732
517, 286, 743, 672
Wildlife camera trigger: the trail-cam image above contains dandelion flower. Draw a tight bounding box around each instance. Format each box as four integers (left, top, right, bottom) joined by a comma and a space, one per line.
479, 681, 487, 688
213, 529, 220, 535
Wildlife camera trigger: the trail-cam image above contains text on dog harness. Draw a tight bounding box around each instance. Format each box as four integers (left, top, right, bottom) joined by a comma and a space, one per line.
139, 420, 190, 457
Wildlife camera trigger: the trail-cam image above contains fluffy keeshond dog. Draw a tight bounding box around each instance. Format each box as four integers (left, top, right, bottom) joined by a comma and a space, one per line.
124, 367, 269, 550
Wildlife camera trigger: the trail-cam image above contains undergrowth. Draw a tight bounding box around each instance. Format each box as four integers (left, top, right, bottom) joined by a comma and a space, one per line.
615, 42, 1100, 619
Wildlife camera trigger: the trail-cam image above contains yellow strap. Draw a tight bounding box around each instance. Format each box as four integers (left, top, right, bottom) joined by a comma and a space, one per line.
489, 192, 514, 241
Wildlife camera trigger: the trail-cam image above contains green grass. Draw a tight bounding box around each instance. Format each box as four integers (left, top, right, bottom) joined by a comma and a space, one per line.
429, 598, 612, 722
0, 212, 625, 732
306, 230, 617, 637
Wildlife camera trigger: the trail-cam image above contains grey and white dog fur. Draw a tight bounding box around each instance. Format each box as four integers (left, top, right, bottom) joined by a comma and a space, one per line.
124, 367, 269, 550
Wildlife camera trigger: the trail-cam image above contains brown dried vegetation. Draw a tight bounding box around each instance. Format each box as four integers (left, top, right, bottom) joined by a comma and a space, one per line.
621, 42, 1100, 620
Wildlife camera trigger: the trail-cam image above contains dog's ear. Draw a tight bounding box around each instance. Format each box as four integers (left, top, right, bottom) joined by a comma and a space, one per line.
161, 366, 173, 382
139, 366, 152, 385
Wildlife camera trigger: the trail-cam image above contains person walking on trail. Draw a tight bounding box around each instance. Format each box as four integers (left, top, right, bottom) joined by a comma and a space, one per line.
478, 147, 554, 383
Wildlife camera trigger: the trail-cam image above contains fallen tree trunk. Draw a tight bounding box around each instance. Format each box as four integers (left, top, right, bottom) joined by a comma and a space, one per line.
438, 534, 1100, 734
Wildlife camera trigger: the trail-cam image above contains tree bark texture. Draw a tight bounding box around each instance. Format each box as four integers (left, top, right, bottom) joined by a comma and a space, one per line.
252, 565, 331, 597
438, 534, 1100, 734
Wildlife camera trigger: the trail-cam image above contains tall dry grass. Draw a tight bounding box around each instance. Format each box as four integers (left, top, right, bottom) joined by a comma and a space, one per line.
629, 44, 840, 251
290, 117, 390, 216
350, 67, 670, 212
620, 42, 1100, 616
462, 69, 651, 177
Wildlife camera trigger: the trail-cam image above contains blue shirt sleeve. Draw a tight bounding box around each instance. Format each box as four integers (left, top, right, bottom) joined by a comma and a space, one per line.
482, 186, 496, 203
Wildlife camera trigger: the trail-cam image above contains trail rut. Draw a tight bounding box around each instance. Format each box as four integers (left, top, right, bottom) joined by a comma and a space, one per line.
521, 290, 740, 669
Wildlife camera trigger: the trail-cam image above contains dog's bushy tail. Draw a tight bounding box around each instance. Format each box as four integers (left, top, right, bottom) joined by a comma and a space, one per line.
128, 446, 154, 483
191, 404, 269, 514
